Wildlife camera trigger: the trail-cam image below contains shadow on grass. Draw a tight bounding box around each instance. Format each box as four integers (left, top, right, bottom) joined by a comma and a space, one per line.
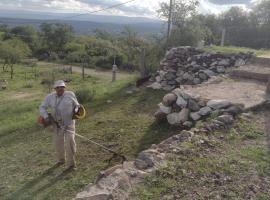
0, 126, 41, 148
135, 121, 184, 154
7, 164, 73, 200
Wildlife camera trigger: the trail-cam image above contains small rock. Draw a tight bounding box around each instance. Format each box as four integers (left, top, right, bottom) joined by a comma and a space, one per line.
175, 77, 183, 83
134, 159, 149, 170
218, 59, 230, 66
198, 72, 208, 80
172, 88, 182, 97
198, 106, 212, 116
167, 113, 181, 125
183, 121, 193, 128
190, 112, 201, 121
147, 82, 162, 90
235, 58, 246, 67
207, 99, 231, 110
221, 105, 244, 116
193, 78, 201, 85
242, 112, 253, 119
202, 69, 216, 77
163, 93, 177, 106
198, 100, 207, 107
183, 72, 194, 81
158, 103, 172, 114
188, 99, 200, 112
179, 108, 190, 123
176, 96, 187, 108
163, 85, 175, 91
216, 66, 225, 73
164, 72, 176, 80
155, 76, 161, 82
179, 130, 194, 142
216, 115, 234, 125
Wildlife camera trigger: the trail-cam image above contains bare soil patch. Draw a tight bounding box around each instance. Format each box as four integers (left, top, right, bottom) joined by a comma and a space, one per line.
184, 78, 266, 109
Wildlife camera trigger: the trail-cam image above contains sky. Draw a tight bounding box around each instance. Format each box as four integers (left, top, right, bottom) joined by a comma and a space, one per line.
0, 0, 259, 18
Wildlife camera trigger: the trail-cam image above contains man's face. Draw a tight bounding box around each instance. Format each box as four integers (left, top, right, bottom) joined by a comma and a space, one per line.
55, 86, 65, 96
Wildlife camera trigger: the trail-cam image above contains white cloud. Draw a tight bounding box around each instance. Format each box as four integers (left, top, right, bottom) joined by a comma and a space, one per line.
0, 0, 259, 18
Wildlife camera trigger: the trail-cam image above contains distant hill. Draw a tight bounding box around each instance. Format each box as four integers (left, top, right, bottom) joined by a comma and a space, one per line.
0, 17, 164, 35
0, 10, 165, 36
0, 10, 163, 24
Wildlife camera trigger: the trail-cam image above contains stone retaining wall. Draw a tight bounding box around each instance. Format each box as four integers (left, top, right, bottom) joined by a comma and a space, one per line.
148, 47, 253, 91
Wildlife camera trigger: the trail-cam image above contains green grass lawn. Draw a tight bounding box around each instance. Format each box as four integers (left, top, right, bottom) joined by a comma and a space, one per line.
0, 64, 175, 199
203, 45, 270, 56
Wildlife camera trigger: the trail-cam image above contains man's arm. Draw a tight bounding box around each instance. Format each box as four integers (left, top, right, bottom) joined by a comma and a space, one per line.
69, 91, 80, 107
39, 94, 51, 119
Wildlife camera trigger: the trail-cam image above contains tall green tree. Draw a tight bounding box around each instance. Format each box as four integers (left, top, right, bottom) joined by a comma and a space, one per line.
157, 0, 201, 47
5, 25, 38, 53
158, 0, 199, 28
254, 0, 270, 25
0, 38, 31, 78
40, 23, 74, 56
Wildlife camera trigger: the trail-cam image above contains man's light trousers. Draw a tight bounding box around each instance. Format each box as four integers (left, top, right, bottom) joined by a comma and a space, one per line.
53, 124, 76, 167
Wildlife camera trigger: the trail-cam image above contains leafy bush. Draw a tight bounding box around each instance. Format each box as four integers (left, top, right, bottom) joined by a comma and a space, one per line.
48, 52, 59, 61
75, 88, 96, 104
23, 81, 34, 88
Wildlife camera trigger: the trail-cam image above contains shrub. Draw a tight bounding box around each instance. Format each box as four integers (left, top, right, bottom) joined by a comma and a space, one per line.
23, 81, 34, 88
75, 88, 95, 104
48, 52, 59, 62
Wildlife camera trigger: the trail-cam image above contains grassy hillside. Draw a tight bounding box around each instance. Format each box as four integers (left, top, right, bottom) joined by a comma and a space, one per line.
134, 113, 270, 199
0, 64, 172, 199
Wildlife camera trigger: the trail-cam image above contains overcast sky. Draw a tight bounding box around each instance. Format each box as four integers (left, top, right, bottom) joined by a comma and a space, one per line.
0, 0, 258, 18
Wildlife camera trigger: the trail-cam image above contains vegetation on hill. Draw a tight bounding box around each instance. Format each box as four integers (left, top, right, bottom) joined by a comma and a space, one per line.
0, 0, 270, 75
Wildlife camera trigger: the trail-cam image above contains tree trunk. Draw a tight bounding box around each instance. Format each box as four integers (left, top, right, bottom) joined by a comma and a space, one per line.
10, 64, 14, 79
2, 62, 6, 72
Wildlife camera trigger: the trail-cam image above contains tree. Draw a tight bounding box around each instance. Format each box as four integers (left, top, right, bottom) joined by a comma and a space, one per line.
157, 0, 200, 47
120, 26, 143, 65
40, 23, 74, 56
254, 0, 270, 25
0, 39, 31, 79
5, 25, 38, 52
0, 24, 8, 32
158, 0, 199, 28
94, 29, 113, 41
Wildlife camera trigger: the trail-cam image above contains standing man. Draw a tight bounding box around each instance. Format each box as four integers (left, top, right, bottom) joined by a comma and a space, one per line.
39, 80, 80, 170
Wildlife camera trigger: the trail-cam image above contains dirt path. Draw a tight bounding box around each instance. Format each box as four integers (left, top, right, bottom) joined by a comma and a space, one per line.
37, 62, 136, 80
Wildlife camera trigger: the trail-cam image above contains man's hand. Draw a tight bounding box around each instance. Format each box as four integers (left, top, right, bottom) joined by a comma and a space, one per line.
74, 105, 81, 114
44, 116, 52, 127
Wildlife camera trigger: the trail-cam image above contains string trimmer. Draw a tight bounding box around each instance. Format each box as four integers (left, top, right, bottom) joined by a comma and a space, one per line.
45, 114, 127, 164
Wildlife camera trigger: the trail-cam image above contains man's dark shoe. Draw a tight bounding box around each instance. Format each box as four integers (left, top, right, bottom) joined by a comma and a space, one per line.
66, 165, 77, 171
56, 160, 65, 166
